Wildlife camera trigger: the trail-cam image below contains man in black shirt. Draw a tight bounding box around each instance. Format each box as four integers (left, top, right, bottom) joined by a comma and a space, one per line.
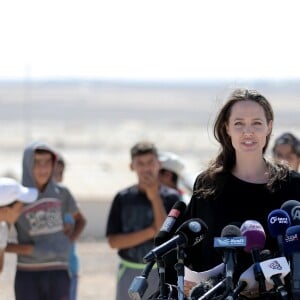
106, 141, 181, 300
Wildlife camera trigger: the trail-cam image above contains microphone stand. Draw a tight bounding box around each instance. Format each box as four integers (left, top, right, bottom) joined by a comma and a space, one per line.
157, 257, 169, 299
174, 245, 185, 300
128, 260, 156, 300
223, 253, 235, 299
253, 262, 268, 296
270, 275, 289, 300
251, 248, 270, 299
225, 281, 247, 300
198, 278, 227, 300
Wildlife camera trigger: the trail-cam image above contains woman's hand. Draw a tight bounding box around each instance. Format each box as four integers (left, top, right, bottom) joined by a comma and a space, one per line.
184, 280, 197, 297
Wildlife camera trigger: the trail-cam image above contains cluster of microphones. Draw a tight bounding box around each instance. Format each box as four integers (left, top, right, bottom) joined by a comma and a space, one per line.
128, 200, 300, 300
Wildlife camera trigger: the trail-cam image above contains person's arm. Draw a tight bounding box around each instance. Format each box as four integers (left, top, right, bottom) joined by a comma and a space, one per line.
106, 189, 158, 250
61, 186, 87, 242
107, 184, 167, 250
69, 211, 86, 242
5, 243, 33, 255
141, 173, 167, 231
107, 225, 156, 249
0, 249, 4, 272
147, 189, 167, 232
0, 221, 8, 272
6, 242, 62, 260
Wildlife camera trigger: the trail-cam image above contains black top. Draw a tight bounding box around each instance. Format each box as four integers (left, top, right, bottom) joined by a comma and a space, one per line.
183, 171, 300, 276
106, 184, 180, 263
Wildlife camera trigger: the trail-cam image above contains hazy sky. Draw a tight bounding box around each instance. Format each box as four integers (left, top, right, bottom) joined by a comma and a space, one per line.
1, 0, 300, 81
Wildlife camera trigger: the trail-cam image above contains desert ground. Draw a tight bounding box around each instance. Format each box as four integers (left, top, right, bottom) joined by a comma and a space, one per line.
0, 240, 118, 299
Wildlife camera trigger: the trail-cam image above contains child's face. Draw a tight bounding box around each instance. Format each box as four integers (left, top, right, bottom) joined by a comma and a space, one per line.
53, 162, 64, 183
33, 152, 54, 190
0, 202, 23, 224
130, 153, 161, 183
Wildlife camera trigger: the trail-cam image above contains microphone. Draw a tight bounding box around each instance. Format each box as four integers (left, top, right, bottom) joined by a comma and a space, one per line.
199, 279, 228, 300
267, 209, 291, 256
259, 249, 273, 261
143, 218, 208, 263
128, 261, 155, 300
281, 199, 300, 225
240, 220, 267, 296
187, 264, 225, 299
214, 224, 246, 293
284, 225, 300, 300
259, 256, 290, 300
154, 201, 186, 246
238, 265, 258, 292
189, 279, 214, 300
241, 220, 266, 257
189, 276, 225, 300
230, 264, 274, 299
153, 201, 186, 299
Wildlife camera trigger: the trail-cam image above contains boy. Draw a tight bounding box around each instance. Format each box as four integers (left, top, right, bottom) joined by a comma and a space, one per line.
6, 141, 86, 300
0, 177, 38, 272
106, 141, 181, 300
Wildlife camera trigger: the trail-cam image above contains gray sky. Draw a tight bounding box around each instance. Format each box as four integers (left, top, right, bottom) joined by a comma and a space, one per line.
1, 0, 300, 81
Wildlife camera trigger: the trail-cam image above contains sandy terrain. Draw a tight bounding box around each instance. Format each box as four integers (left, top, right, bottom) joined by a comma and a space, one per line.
0, 240, 118, 300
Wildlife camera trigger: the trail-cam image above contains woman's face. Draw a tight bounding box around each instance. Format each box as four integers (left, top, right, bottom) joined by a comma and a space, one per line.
273, 143, 300, 171
226, 100, 272, 157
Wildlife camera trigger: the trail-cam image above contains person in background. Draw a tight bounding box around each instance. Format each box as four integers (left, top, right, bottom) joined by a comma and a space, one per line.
158, 151, 194, 204
53, 154, 81, 300
53, 155, 65, 183
6, 141, 86, 300
272, 132, 300, 172
0, 177, 38, 272
175, 88, 300, 298
106, 141, 181, 300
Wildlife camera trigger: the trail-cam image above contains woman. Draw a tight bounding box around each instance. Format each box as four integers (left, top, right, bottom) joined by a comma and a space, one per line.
182, 88, 300, 298
272, 132, 300, 172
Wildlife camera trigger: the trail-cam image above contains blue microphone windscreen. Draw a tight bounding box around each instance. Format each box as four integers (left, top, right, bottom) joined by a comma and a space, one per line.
281, 200, 300, 225
267, 209, 291, 237
284, 225, 300, 254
